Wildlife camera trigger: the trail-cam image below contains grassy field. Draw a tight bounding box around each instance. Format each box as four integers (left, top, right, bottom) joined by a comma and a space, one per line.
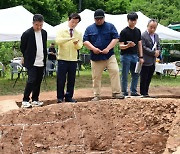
0, 70, 179, 96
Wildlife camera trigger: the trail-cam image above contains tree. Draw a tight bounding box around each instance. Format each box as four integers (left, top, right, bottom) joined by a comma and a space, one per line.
53, 0, 77, 24
0, 0, 77, 26
105, 0, 130, 14
73, 0, 106, 12
129, 0, 180, 26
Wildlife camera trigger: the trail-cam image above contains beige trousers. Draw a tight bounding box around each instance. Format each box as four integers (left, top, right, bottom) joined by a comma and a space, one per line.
91, 55, 121, 96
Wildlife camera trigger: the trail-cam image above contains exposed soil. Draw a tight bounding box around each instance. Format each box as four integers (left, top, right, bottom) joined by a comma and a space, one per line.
0, 86, 179, 154
0, 86, 179, 102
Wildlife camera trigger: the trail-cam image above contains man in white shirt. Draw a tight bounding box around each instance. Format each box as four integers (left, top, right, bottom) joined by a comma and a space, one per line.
20, 14, 47, 108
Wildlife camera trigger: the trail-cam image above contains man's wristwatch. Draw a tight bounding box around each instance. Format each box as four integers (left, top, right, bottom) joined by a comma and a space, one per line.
139, 56, 143, 58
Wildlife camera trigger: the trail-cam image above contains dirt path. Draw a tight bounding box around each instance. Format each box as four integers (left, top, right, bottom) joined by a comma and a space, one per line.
0, 86, 179, 102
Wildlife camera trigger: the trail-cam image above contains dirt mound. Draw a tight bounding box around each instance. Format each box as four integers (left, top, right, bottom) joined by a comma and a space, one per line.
163, 107, 180, 154
0, 98, 179, 154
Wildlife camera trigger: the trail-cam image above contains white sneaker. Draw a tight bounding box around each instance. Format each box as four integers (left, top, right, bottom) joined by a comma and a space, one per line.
31, 101, 44, 107
91, 96, 100, 101
21, 101, 32, 108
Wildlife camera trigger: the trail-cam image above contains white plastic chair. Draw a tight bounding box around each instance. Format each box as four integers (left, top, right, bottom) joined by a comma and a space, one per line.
46, 60, 57, 76
0, 62, 5, 77
10, 62, 27, 80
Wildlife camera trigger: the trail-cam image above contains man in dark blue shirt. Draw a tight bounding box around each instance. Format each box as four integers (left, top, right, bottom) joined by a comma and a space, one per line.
119, 12, 144, 97
83, 9, 124, 101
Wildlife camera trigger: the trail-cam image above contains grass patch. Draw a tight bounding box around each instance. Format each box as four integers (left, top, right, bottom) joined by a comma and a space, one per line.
0, 70, 179, 96
0, 70, 110, 96
151, 74, 180, 87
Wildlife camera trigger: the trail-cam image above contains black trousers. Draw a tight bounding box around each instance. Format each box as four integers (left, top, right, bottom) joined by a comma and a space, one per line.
140, 64, 155, 95
57, 60, 77, 100
23, 66, 44, 102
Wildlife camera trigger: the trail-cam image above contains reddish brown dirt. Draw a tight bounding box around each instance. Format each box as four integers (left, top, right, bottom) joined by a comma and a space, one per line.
0, 87, 179, 154
0, 86, 179, 102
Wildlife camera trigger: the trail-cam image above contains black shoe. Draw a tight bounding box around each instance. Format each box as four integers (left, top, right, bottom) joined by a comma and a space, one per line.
141, 94, 156, 98
141, 95, 150, 98
57, 99, 63, 103
65, 98, 77, 103
122, 92, 128, 96
146, 95, 156, 98
131, 93, 140, 96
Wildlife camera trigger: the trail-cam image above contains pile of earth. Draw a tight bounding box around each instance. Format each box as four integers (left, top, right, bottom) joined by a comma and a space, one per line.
0, 97, 179, 154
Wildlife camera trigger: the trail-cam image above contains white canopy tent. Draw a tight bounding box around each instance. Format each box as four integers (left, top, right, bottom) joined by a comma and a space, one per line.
0, 6, 55, 42
55, 9, 180, 40
1, 7, 180, 41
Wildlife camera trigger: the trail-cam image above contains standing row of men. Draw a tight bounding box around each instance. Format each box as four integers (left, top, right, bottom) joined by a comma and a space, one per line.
20, 9, 160, 108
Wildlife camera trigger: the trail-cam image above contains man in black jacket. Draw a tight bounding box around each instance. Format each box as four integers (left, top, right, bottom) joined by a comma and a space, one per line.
20, 14, 47, 108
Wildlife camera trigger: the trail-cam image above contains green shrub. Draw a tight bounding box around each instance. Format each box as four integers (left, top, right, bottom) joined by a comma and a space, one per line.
0, 42, 22, 65
80, 46, 90, 54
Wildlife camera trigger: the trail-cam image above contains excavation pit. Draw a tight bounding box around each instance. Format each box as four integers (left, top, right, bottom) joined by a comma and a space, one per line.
0, 98, 179, 154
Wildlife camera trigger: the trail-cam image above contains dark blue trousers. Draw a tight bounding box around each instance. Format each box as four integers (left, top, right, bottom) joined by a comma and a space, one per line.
57, 60, 77, 100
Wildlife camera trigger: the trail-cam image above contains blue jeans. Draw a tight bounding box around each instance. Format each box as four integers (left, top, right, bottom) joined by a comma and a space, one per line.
120, 54, 139, 95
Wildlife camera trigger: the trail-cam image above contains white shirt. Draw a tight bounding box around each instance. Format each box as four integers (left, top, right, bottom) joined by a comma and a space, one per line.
34, 31, 44, 67
147, 31, 155, 44
150, 34, 155, 44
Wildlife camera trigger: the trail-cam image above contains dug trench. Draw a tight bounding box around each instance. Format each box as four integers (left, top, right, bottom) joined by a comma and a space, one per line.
0, 97, 179, 154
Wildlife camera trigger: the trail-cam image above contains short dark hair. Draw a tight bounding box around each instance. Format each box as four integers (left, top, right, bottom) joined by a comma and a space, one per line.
69, 13, 81, 22
147, 19, 158, 26
33, 14, 44, 22
127, 12, 138, 21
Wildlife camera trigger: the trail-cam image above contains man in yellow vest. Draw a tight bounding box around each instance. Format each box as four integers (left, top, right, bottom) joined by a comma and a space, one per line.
56, 13, 83, 103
